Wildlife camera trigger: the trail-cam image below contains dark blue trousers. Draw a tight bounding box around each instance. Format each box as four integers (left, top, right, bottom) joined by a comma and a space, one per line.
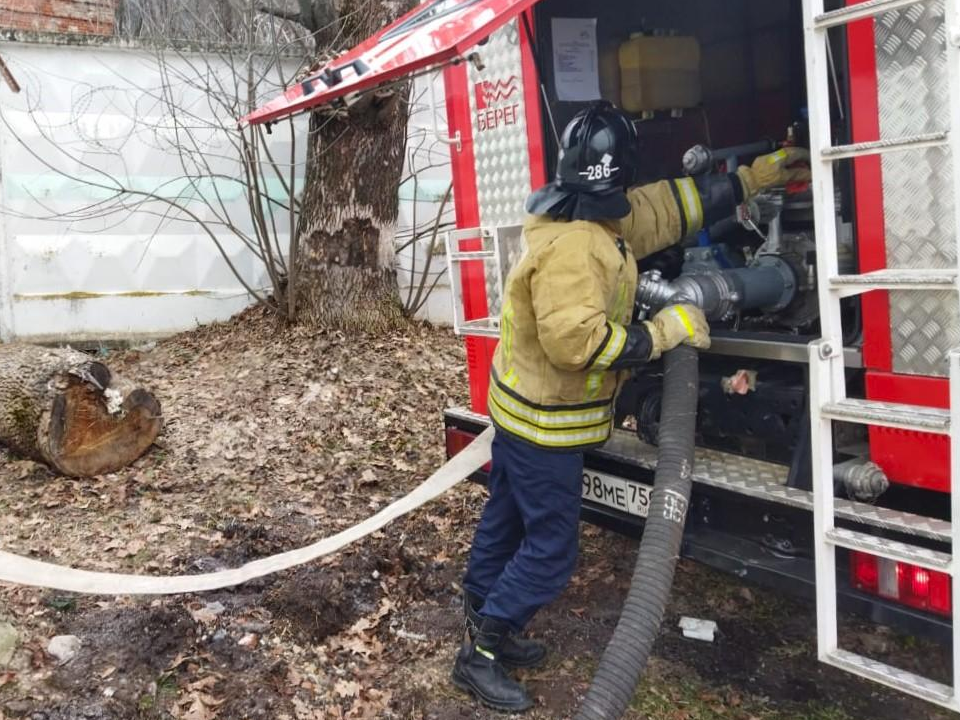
463, 430, 584, 631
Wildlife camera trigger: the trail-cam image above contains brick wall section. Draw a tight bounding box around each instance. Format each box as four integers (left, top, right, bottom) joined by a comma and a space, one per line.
0, 0, 115, 36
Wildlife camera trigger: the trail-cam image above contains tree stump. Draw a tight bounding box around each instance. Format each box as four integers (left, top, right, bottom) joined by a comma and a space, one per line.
0, 344, 161, 476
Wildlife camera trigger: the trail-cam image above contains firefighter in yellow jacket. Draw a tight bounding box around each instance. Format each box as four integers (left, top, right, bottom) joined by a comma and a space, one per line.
452, 101, 810, 712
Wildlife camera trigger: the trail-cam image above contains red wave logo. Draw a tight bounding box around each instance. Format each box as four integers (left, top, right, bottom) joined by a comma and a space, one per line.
475, 76, 520, 110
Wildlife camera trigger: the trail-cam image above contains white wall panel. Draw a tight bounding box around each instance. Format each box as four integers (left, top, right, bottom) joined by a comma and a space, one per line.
0, 41, 304, 342
0, 41, 458, 339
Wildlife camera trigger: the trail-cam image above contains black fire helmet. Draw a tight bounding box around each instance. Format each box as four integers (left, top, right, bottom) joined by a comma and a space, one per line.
526, 100, 641, 221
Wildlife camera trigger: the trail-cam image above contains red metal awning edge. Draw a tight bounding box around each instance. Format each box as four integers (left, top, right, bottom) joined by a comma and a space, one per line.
241, 0, 542, 126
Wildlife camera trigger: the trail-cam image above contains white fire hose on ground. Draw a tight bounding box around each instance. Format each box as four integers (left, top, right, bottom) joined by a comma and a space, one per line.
0, 427, 494, 595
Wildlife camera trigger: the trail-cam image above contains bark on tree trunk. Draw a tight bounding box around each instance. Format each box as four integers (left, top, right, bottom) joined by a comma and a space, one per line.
294, 0, 414, 332
0, 345, 161, 477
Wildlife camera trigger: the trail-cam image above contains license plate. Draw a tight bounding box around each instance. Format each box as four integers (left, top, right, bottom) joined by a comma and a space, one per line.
581, 470, 651, 518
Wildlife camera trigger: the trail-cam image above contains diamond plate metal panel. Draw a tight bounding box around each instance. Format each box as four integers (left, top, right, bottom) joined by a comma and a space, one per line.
600, 429, 952, 543
875, 0, 959, 376
445, 407, 952, 543
887, 289, 959, 372
468, 19, 531, 316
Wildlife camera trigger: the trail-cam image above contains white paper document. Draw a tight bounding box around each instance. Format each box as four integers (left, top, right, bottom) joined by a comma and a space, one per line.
551, 17, 601, 102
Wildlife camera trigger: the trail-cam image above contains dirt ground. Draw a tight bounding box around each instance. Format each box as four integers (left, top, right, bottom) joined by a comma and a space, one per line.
0, 308, 952, 720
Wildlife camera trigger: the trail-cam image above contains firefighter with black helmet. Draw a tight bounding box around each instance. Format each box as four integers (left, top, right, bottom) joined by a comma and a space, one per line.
452, 100, 810, 712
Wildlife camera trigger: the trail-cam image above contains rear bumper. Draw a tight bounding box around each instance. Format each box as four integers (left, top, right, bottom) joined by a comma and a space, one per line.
444, 407, 951, 643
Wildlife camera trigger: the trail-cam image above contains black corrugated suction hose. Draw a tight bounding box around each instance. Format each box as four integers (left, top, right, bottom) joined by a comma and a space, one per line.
575, 344, 700, 720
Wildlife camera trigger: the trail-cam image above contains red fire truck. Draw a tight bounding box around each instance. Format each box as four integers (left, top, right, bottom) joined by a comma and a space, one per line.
245, 0, 960, 710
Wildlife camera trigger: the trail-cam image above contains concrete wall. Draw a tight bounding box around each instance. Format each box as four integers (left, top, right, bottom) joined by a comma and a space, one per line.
0, 38, 304, 342
0, 38, 456, 343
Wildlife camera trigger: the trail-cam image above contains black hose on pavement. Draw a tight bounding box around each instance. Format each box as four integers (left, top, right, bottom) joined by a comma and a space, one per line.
575, 344, 700, 720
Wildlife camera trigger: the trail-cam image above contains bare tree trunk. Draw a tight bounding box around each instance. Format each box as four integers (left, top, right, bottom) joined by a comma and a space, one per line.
0, 345, 161, 477
294, 0, 414, 332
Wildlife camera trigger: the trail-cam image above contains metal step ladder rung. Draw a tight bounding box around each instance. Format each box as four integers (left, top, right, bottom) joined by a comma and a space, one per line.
820, 131, 948, 161
835, 501, 952, 544
825, 527, 952, 572
448, 250, 496, 261
459, 318, 500, 338
825, 650, 954, 704
821, 398, 951, 434
829, 268, 958, 297
813, 0, 928, 30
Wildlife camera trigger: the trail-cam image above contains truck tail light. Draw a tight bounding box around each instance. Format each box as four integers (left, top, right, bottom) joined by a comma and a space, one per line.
850, 551, 951, 617
444, 427, 492, 472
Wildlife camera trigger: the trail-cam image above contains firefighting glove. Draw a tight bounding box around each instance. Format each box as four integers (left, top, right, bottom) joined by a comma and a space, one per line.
737, 147, 811, 199
644, 304, 711, 360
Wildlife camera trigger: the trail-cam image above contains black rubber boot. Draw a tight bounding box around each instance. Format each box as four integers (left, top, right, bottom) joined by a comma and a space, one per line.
464, 592, 547, 669
451, 616, 534, 713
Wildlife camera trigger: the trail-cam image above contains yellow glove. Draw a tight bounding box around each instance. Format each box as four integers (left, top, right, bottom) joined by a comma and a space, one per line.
644, 304, 711, 360
737, 147, 811, 198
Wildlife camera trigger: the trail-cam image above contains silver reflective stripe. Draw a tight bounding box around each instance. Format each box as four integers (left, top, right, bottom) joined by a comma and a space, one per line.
489, 403, 611, 447
585, 371, 604, 401
591, 322, 627, 370
489, 384, 611, 426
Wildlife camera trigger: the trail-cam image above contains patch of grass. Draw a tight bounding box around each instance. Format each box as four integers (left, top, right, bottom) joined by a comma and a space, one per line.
46, 595, 77, 613
900, 634, 918, 650
130, 547, 155, 565
156, 671, 178, 696
768, 639, 813, 659
630, 662, 762, 719
0, 677, 18, 700
628, 660, 855, 720
741, 590, 792, 625
779, 705, 854, 720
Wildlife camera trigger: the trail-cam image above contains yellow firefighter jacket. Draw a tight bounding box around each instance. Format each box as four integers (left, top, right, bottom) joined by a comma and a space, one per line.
489, 177, 704, 450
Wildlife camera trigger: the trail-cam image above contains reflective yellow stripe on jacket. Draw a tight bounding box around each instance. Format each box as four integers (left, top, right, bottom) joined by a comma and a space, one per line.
488, 370, 613, 449
501, 301, 515, 362
584, 321, 627, 400
672, 177, 704, 235
586, 322, 628, 371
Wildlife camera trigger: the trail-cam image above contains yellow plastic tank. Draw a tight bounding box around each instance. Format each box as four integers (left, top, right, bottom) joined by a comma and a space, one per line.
598, 41, 622, 104
619, 34, 701, 113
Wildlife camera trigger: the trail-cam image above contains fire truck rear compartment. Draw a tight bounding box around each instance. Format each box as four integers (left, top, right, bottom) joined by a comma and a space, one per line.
488, 0, 955, 639
440, 0, 954, 653
536, 0, 866, 462
530, 0, 870, 478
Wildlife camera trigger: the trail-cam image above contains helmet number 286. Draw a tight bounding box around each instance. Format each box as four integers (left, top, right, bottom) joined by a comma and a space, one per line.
582, 162, 617, 181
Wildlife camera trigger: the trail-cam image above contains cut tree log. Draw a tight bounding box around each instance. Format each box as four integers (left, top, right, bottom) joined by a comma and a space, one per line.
0, 344, 161, 476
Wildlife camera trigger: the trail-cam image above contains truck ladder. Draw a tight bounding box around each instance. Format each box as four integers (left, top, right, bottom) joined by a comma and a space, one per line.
804, 0, 960, 709
444, 225, 524, 338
